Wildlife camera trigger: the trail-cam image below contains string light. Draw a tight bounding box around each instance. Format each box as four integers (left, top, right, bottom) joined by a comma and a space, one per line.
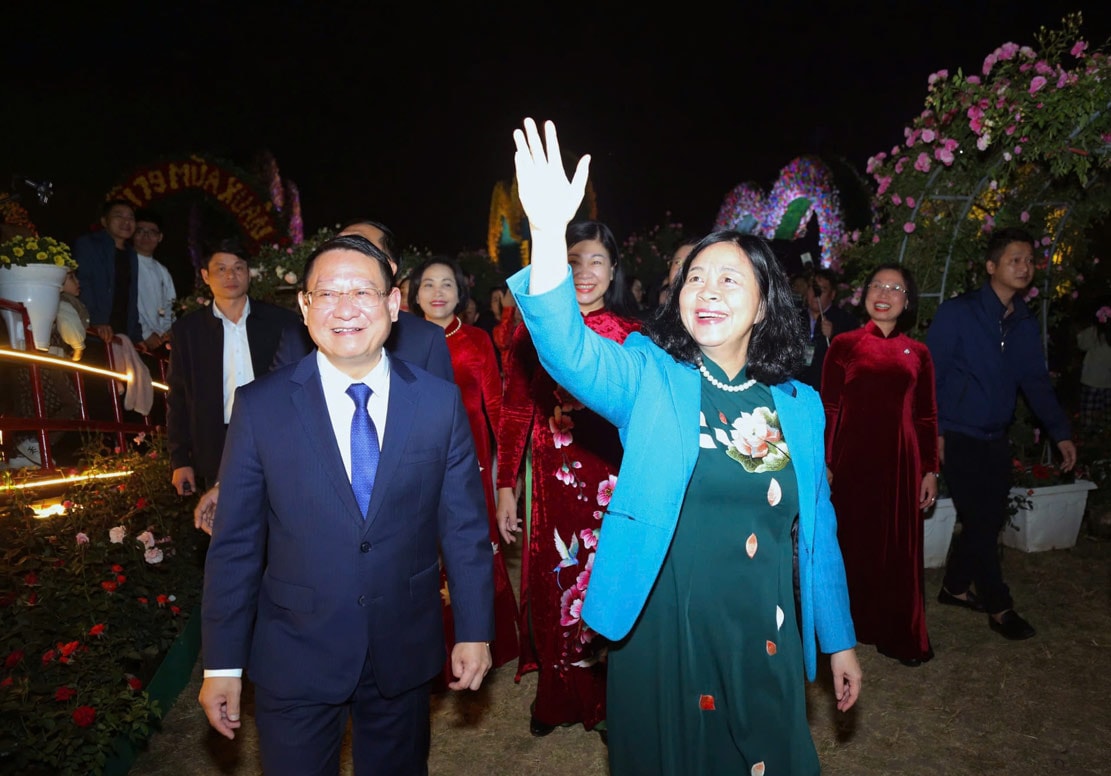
0, 347, 168, 391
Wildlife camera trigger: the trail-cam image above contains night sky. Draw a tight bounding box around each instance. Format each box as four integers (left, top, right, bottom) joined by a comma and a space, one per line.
4, 1, 1110, 289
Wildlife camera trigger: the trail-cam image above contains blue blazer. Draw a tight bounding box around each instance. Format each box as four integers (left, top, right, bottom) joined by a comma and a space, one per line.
74, 229, 141, 342
509, 268, 856, 680
201, 352, 494, 700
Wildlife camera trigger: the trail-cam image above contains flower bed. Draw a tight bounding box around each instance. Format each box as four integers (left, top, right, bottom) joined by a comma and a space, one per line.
0, 436, 204, 775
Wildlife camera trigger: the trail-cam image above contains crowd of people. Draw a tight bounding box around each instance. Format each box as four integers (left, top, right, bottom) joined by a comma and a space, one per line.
0, 117, 1091, 774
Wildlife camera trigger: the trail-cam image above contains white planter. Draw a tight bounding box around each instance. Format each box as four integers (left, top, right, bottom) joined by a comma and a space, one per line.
923, 497, 956, 568
0, 263, 68, 351
1003, 480, 1097, 552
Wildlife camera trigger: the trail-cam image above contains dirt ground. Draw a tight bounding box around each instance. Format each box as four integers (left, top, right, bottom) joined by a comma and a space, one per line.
130, 526, 1111, 776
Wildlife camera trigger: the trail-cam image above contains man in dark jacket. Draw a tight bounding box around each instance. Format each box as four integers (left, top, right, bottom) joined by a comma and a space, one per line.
797, 268, 859, 391
74, 199, 142, 344
927, 226, 1077, 640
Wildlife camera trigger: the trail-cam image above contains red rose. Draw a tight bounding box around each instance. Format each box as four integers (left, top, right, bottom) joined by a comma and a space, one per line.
156, 594, 169, 606
1032, 464, 1052, 480
54, 686, 78, 702
170, 605, 181, 616
72, 706, 96, 727
4, 651, 23, 669
88, 623, 106, 638
111, 564, 124, 573
116, 574, 127, 584
23, 572, 38, 586
127, 676, 142, 691
135, 497, 148, 509
0, 677, 12, 688
42, 649, 56, 665
116, 483, 125, 491
100, 581, 118, 593
137, 597, 149, 605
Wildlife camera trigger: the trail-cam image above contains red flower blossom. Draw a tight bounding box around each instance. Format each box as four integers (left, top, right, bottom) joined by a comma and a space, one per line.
42, 649, 56, 665
135, 497, 149, 510
137, 597, 149, 605
54, 686, 78, 702
1031, 464, 1053, 480
0, 677, 12, 688
156, 594, 169, 607
88, 623, 106, 638
116, 575, 127, 584
111, 564, 124, 573
127, 676, 143, 691
27, 592, 37, 606
72, 706, 96, 727
57, 641, 79, 664
170, 605, 181, 616
116, 483, 126, 492
4, 651, 23, 669
100, 581, 118, 593
23, 572, 38, 586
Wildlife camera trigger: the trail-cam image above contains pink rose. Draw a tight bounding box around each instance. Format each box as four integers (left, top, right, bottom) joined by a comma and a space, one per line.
903, 222, 916, 234
1071, 41, 1088, 58
1020, 211, 1030, 223
914, 153, 931, 173
906, 197, 916, 208
1029, 76, 1047, 94
921, 128, 936, 143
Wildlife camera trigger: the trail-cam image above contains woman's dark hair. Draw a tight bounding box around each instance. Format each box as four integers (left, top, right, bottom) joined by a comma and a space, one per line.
566, 220, 635, 317
647, 230, 805, 384
407, 255, 469, 318
302, 234, 394, 290
862, 263, 918, 332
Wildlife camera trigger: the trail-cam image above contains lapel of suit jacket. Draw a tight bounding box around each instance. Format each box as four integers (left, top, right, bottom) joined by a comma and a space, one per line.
363, 356, 420, 530
246, 300, 278, 376
773, 381, 815, 551
289, 354, 366, 525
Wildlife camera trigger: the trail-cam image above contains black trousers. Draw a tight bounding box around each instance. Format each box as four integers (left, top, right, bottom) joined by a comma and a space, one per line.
941, 431, 1013, 614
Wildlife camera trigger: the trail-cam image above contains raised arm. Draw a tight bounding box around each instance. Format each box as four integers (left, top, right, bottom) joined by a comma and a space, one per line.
513, 118, 591, 295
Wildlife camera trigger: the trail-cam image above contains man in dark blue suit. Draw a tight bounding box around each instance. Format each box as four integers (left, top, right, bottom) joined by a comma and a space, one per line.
74, 199, 143, 344
198, 234, 493, 774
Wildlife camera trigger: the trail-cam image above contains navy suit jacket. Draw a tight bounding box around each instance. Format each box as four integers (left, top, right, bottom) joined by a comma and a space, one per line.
797, 303, 860, 390
201, 352, 494, 701
74, 230, 141, 342
272, 309, 454, 381
166, 299, 303, 482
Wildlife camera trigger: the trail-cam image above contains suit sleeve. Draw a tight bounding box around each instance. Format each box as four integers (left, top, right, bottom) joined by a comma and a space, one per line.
427, 327, 454, 382
438, 386, 495, 642
165, 319, 193, 471
74, 236, 108, 326
269, 324, 313, 371
201, 386, 271, 669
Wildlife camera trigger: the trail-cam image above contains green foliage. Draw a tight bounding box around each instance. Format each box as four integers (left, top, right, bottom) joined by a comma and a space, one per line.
0, 435, 203, 775
620, 213, 690, 284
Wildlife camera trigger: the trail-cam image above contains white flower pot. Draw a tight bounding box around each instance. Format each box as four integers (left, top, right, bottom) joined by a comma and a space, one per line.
1003, 480, 1097, 552
0, 263, 68, 351
923, 497, 957, 568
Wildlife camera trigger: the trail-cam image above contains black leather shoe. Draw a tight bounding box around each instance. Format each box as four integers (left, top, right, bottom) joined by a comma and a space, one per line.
989, 610, 1036, 640
899, 658, 923, 667
937, 588, 986, 612
530, 716, 556, 737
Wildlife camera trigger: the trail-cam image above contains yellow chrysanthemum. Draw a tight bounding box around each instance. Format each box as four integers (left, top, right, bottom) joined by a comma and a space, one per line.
35, 251, 47, 261
12, 247, 24, 257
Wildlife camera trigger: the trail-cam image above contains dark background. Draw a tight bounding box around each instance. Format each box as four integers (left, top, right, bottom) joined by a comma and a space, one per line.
3, 1, 1109, 293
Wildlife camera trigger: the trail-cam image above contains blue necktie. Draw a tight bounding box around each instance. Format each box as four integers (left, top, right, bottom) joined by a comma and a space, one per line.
346, 383, 380, 519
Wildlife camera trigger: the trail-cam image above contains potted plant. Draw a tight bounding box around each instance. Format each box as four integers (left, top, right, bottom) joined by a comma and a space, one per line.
0, 234, 77, 351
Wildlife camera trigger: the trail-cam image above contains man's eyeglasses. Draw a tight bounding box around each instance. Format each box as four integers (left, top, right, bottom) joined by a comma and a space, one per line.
305, 287, 388, 310
868, 282, 907, 295
134, 227, 161, 237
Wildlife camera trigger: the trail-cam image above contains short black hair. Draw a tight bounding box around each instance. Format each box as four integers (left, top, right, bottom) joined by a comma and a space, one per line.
302, 234, 394, 290
202, 237, 250, 267
340, 218, 397, 260
133, 208, 163, 231
407, 255, 469, 317
647, 230, 805, 385
101, 198, 134, 217
986, 226, 1036, 265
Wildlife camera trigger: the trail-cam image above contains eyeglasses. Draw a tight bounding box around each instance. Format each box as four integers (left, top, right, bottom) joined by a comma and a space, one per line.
305, 287, 388, 310
868, 282, 907, 295
134, 227, 161, 237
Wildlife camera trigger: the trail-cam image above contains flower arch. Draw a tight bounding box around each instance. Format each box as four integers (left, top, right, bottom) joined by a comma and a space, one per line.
841, 13, 1111, 336
714, 156, 849, 268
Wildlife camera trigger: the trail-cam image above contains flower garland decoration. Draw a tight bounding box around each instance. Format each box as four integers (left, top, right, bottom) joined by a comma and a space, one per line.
839, 12, 1111, 333
1, 196, 37, 235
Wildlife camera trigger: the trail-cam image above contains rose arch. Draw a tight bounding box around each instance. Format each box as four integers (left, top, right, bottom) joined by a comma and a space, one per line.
841, 13, 1111, 339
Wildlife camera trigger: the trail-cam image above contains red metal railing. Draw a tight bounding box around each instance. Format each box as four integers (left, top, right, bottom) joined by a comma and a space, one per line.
0, 299, 168, 471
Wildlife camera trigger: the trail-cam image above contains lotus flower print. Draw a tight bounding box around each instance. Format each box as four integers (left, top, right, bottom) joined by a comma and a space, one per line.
726, 407, 790, 472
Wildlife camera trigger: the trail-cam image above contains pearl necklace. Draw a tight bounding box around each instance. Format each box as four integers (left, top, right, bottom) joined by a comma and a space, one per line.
444, 317, 462, 338
699, 362, 756, 393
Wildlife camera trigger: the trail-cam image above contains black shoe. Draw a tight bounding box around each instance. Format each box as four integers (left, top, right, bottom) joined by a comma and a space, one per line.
899, 658, 923, 667
989, 610, 1036, 640
529, 716, 556, 737
937, 587, 986, 612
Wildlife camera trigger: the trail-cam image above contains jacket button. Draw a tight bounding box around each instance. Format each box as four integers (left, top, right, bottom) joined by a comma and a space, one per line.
358, 595, 367, 607
360, 541, 371, 553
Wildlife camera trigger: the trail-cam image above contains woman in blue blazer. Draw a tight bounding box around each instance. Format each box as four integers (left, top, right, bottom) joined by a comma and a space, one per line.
505, 119, 861, 775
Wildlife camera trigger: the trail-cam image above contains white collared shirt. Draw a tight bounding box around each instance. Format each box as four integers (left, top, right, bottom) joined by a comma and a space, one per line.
211, 298, 255, 423
316, 349, 390, 483
135, 253, 176, 339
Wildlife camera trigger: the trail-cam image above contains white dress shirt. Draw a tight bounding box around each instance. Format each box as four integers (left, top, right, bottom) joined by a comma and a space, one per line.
211, 299, 255, 424
135, 253, 176, 340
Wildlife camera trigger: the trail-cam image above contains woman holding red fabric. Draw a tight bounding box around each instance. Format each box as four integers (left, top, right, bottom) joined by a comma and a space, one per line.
495, 220, 641, 740
822, 263, 939, 666
408, 256, 520, 675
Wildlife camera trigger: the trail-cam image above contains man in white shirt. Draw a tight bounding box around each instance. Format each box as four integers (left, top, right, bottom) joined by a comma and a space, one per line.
165, 238, 302, 495
131, 208, 177, 352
